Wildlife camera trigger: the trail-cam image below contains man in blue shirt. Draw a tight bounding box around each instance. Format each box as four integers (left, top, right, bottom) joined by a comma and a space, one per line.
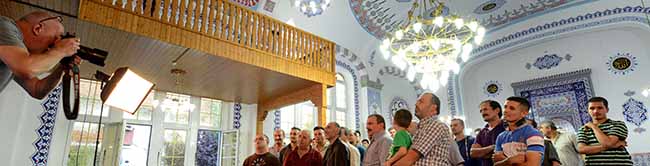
493, 96, 544, 166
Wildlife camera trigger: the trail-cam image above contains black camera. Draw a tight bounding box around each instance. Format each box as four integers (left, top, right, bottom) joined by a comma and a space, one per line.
60, 33, 108, 67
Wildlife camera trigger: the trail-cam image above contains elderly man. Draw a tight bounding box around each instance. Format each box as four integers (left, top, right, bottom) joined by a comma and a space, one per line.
269, 129, 285, 157
577, 97, 632, 166
540, 120, 583, 166
394, 92, 451, 166
279, 127, 300, 163
283, 130, 323, 166
323, 122, 349, 166
243, 134, 281, 166
0, 11, 81, 98
363, 114, 393, 166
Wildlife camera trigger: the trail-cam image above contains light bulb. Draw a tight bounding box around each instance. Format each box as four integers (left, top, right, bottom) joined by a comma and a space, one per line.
392, 56, 407, 70
468, 21, 479, 31
309, 1, 316, 8
294, 0, 300, 8
643, 89, 649, 97
321, 4, 328, 10
420, 74, 431, 89
434, 16, 444, 27
477, 27, 486, 37
450, 62, 460, 74
461, 44, 473, 62
413, 22, 423, 32
380, 46, 390, 60
431, 77, 440, 92
301, 6, 307, 12
474, 35, 484, 45
429, 40, 440, 49
407, 67, 416, 82
396, 30, 404, 40
325, 0, 331, 5
383, 39, 390, 46
411, 42, 420, 53
454, 18, 464, 29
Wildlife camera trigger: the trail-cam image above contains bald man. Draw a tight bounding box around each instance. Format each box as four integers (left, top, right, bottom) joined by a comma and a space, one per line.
0, 11, 80, 99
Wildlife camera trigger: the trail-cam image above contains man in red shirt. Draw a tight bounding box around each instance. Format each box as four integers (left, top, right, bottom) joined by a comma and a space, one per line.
283, 130, 323, 166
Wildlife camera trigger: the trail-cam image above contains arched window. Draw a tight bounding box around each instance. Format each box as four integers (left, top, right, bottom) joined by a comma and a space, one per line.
327, 73, 349, 127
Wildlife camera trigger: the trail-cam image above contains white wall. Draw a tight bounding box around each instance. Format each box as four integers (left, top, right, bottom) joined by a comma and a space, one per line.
460, 24, 650, 154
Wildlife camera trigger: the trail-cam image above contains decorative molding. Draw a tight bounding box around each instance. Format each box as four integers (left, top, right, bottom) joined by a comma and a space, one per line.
483, 80, 503, 98
31, 85, 62, 166
233, 103, 242, 129
473, 0, 507, 15
623, 90, 648, 133
607, 52, 638, 75
474, 6, 650, 56
336, 60, 361, 130
481, 0, 577, 29
389, 97, 409, 121
273, 110, 281, 130
378, 66, 424, 94
447, 76, 457, 115
512, 69, 591, 87
632, 152, 650, 166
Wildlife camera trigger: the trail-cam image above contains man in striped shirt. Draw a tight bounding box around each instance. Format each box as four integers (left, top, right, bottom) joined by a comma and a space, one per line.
577, 97, 633, 166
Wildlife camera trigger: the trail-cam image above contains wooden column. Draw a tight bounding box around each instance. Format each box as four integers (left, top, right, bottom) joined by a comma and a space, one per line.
256, 83, 329, 134
312, 84, 327, 127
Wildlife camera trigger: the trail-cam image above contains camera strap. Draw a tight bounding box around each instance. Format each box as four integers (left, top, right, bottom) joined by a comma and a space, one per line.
62, 65, 80, 120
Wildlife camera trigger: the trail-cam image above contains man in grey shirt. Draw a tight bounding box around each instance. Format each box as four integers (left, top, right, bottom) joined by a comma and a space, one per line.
363, 114, 392, 166
0, 11, 80, 99
540, 121, 583, 166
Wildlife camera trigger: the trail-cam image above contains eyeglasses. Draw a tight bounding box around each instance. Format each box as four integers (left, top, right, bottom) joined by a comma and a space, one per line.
38, 16, 63, 24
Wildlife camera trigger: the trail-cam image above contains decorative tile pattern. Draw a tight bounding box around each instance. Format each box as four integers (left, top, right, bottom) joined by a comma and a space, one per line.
273, 110, 281, 130
447, 76, 456, 116
452, 7, 650, 115
533, 53, 563, 70
263, 0, 276, 13
512, 69, 594, 130
483, 80, 503, 98
378, 66, 424, 94
622, 91, 648, 133
336, 60, 361, 130
632, 153, 650, 166
607, 52, 638, 75
481, 0, 578, 29
31, 85, 62, 166
196, 130, 222, 166
473, 0, 507, 15
389, 97, 409, 121
233, 103, 242, 129
367, 88, 382, 115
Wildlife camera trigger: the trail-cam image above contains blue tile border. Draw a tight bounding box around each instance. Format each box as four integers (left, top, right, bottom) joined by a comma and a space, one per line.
336, 60, 361, 130
31, 85, 62, 166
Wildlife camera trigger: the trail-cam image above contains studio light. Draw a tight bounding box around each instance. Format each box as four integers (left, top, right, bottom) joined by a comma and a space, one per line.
100, 67, 155, 114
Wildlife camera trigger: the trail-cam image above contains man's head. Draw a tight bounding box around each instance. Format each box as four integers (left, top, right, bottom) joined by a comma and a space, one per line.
325, 122, 341, 140
588, 97, 609, 121
289, 127, 301, 145
539, 121, 558, 137
273, 129, 285, 146
479, 100, 502, 122
361, 139, 370, 147
351, 130, 362, 144
339, 127, 350, 143
313, 126, 326, 145
343, 128, 356, 144
16, 11, 65, 53
415, 92, 440, 119
450, 118, 465, 135
503, 96, 531, 123
297, 130, 312, 149
393, 109, 413, 129
388, 127, 396, 138
254, 134, 270, 153
366, 114, 386, 136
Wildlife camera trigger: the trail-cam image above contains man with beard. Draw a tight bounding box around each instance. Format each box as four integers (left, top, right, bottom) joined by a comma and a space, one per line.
243, 134, 281, 166
278, 127, 300, 163
362, 114, 392, 166
470, 100, 506, 166
492, 97, 544, 166
269, 129, 285, 157
393, 92, 451, 166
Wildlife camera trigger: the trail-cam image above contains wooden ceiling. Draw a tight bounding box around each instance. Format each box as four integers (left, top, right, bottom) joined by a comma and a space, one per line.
2, 0, 320, 104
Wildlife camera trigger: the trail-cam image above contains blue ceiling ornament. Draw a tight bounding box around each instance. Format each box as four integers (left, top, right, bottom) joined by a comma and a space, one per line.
483, 80, 503, 98
526, 52, 571, 70
473, 0, 507, 15
623, 90, 647, 133
295, 0, 331, 17
607, 52, 638, 75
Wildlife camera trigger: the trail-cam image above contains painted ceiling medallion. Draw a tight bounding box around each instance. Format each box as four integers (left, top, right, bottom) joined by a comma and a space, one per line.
526, 52, 571, 70
607, 52, 638, 75
474, 0, 506, 15
483, 80, 502, 98
623, 90, 647, 133
390, 97, 409, 114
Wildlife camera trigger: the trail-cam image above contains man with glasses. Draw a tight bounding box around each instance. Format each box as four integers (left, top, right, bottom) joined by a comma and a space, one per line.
0, 11, 80, 99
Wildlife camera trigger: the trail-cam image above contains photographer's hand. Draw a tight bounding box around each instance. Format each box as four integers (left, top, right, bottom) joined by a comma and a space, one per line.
49, 38, 80, 57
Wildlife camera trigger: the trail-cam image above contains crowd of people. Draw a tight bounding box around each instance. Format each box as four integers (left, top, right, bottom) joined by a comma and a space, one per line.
243, 93, 633, 166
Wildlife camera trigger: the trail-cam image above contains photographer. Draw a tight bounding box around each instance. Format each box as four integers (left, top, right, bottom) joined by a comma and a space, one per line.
0, 11, 80, 99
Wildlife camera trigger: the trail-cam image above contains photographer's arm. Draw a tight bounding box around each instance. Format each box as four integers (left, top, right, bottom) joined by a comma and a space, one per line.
0, 39, 77, 76
13, 64, 66, 99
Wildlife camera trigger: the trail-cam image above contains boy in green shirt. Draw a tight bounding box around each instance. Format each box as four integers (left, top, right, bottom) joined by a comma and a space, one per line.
385, 109, 413, 166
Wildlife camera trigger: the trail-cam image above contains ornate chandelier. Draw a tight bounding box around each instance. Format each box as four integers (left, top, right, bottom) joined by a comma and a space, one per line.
380, 0, 486, 91
294, 0, 331, 17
